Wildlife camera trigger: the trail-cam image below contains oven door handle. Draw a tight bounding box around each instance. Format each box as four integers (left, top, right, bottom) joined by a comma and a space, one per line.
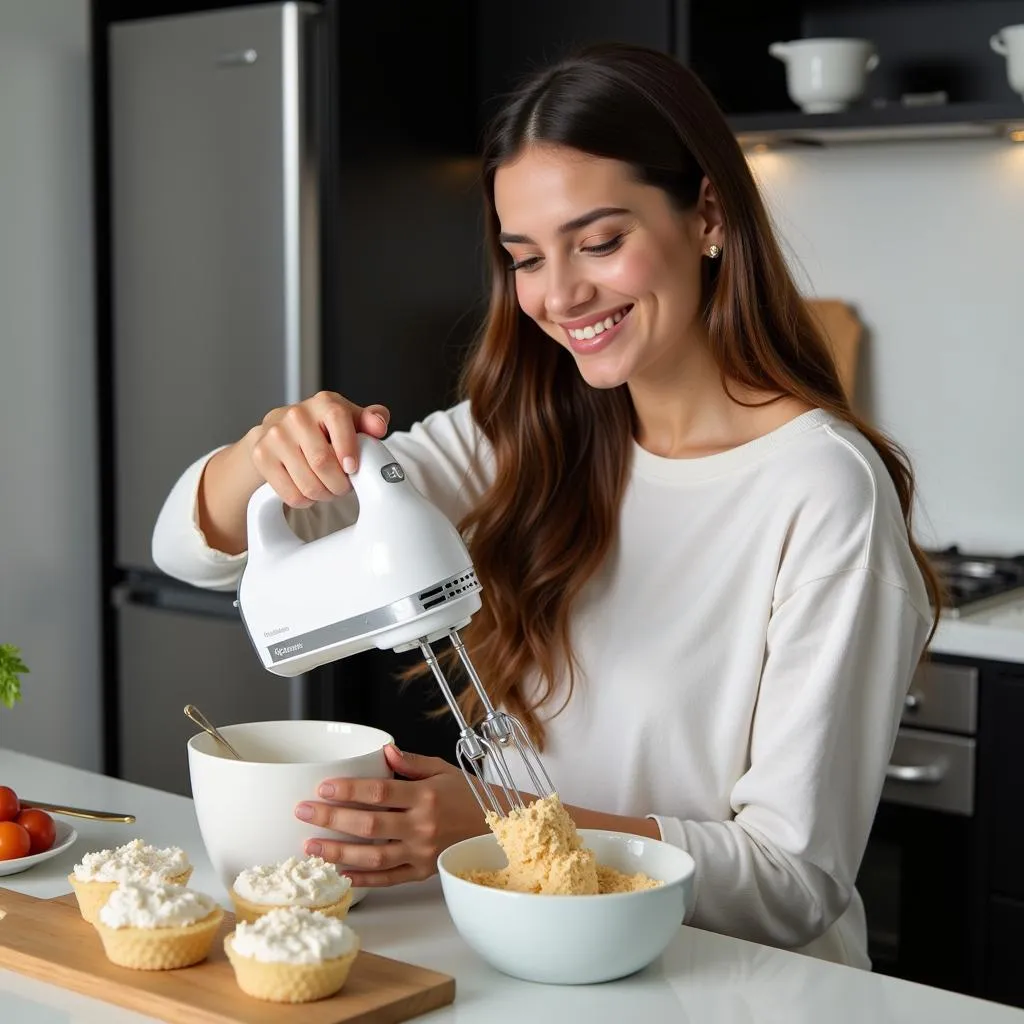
885, 759, 947, 784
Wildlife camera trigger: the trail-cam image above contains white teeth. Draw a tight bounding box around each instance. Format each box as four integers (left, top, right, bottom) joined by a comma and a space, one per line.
569, 307, 629, 340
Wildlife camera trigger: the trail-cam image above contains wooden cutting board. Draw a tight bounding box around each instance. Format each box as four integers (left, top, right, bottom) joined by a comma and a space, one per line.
806, 299, 863, 402
0, 888, 454, 1024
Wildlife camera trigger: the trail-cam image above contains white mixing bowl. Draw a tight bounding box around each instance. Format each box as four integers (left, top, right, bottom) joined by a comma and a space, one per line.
187, 720, 393, 905
437, 828, 696, 984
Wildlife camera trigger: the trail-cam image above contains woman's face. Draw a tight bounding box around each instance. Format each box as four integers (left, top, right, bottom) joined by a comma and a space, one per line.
493, 143, 722, 390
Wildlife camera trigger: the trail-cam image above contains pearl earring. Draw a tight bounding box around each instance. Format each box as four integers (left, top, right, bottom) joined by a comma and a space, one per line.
707, 244, 722, 259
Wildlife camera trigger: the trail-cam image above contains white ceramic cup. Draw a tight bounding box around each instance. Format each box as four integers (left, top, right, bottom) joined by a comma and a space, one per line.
187, 719, 394, 905
769, 37, 880, 113
991, 24, 1024, 99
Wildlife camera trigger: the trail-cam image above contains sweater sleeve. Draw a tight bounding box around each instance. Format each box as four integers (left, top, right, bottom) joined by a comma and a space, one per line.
151, 401, 490, 591
649, 567, 930, 951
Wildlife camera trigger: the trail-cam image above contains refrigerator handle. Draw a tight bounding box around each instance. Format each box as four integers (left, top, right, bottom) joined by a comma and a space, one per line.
112, 578, 241, 620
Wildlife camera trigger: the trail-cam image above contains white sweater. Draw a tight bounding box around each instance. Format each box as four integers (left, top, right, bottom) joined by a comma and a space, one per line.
152, 402, 932, 969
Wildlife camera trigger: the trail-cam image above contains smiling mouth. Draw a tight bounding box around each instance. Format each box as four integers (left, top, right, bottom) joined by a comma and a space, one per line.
563, 305, 633, 342
561, 304, 634, 354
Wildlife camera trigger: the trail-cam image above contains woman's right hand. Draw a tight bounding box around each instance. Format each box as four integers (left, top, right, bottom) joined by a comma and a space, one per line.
247, 391, 391, 509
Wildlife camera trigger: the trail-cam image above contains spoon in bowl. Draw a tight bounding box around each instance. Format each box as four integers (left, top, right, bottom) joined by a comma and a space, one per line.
183, 704, 244, 760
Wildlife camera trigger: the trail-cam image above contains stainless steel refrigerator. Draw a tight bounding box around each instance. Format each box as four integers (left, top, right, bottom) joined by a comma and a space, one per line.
99, 0, 480, 794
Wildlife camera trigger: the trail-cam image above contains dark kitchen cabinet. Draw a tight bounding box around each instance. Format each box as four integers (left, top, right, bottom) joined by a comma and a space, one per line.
474, 0, 1024, 146
974, 659, 1024, 1007
985, 897, 1024, 1008
985, 663, 1024, 902
978, 662, 1024, 1008
475, 0, 684, 131
861, 652, 1024, 1009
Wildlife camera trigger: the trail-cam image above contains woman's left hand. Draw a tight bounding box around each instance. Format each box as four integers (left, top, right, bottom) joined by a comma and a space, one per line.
293, 743, 487, 887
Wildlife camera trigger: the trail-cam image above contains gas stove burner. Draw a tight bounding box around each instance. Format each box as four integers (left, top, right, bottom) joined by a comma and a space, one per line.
925, 545, 1024, 616
951, 561, 1003, 579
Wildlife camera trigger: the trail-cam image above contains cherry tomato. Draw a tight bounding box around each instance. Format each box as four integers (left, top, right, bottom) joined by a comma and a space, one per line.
15, 808, 56, 854
0, 821, 31, 860
0, 786, 19, 822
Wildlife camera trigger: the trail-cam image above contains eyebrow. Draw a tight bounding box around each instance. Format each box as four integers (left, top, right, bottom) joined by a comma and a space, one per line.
498, 206, 630, 245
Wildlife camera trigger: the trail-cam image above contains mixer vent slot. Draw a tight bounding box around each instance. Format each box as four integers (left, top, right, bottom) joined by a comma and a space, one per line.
419, 570, 479, 610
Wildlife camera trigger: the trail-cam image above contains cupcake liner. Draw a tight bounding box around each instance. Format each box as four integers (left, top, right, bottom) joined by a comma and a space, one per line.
93, 906, 224, 970
229, 886, 353, 925
224, 933, 360, 1003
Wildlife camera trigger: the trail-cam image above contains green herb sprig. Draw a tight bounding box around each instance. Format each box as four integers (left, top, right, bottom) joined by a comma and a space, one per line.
0, 644, 29, 709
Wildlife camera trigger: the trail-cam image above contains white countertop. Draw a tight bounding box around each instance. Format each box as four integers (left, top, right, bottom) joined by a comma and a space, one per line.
1, 750, 1023, 1023
931, 594, 1024, 664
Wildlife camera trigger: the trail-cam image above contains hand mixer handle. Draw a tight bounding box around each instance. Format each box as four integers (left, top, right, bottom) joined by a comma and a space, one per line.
246, 483, 304, 560
245, 435, 407, 560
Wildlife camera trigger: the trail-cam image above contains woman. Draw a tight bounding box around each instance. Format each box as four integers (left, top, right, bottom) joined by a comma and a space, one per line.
153, 43, 939, 969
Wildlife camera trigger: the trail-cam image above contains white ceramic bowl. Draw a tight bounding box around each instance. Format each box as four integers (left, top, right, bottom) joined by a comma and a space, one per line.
437, 828, 696, 984
187, 720, 393, 904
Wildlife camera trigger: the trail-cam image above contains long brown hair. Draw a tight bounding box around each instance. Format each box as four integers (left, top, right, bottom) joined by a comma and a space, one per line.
441, 44, 941, 748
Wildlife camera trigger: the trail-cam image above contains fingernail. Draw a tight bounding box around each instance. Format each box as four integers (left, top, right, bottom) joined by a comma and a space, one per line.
318, 783, 335, 798
342, 456, 357, 474
306, 841, 322, 857
373, 413, 388, 431
389, 743, 403, 756
295, 803, 314, 821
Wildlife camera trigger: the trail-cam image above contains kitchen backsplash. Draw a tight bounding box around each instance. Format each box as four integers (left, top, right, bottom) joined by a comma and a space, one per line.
749, 139, 1024, 554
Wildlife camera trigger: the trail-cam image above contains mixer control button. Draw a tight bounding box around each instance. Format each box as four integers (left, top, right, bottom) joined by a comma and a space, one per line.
381, 462, 405, 483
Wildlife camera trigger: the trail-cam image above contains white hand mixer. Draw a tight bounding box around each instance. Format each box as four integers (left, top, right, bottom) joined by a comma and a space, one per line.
235, 434, 554, 816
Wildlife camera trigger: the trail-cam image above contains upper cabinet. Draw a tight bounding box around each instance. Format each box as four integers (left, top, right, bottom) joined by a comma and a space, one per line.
691, 0, 1024, 146
475, 0, 683, 128
475, 0, 1024, 147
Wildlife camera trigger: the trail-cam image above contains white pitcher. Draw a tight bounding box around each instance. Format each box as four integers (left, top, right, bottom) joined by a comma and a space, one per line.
769, 37, 880, 113
991, 24, 1024, 100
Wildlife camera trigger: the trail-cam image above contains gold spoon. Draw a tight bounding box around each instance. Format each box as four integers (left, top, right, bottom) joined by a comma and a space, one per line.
20, 800, 135, 823
183, 704, 244, 760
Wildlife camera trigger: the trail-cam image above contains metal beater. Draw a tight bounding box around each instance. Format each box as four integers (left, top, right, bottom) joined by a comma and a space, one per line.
420, 630, 555, 816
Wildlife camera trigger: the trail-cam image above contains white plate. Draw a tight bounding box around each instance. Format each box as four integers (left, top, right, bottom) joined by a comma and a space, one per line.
0, 818, 78, 876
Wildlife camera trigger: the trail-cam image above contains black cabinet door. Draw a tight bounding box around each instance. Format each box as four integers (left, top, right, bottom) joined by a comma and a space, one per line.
983, 665, 1024, 902
986, 896, 1024, 1008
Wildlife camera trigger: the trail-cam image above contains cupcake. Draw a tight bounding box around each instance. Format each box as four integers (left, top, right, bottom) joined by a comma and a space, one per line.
225, 906, 360, 1003
230, 855, 352, 924
68, 838, 193, 923
92, 879, 223, 970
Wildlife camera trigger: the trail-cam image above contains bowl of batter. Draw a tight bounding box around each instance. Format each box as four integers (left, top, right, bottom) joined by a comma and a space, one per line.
437, 795, 695, 984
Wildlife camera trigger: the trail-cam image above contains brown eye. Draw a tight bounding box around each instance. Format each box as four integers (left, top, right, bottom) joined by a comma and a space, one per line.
509, 256, 543, 273
582, 235, 624, 256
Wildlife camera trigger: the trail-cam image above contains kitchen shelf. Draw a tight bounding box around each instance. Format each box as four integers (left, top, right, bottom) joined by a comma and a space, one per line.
730, 100, 1024, 147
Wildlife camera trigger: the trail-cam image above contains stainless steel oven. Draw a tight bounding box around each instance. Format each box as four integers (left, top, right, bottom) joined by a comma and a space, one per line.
857, 661, 980, 992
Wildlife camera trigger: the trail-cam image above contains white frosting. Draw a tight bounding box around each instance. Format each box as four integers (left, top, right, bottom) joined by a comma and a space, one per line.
232, 856, 350, 907
72, 838, 190, 883
230, 906, 357, 964
98, 879, 216, 930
